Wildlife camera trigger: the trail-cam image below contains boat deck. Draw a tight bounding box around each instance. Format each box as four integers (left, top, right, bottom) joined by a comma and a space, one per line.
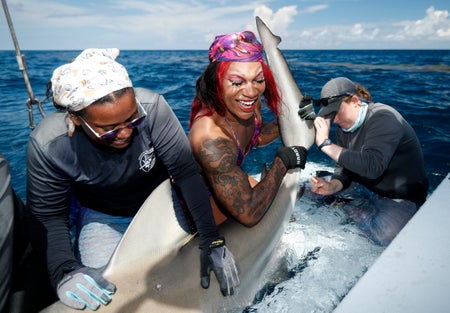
334, 173, 450, 313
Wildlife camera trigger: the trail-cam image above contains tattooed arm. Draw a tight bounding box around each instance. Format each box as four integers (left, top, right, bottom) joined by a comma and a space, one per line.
189, 118, 288, 227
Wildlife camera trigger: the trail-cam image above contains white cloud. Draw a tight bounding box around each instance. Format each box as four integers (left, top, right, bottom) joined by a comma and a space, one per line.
387, 6, 450, 41
299, 5, 328, 14
290, 6, 450, 49
253, 5, 298, 37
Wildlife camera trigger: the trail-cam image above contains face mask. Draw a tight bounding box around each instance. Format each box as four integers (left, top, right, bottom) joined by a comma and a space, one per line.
342, 101, 368, 133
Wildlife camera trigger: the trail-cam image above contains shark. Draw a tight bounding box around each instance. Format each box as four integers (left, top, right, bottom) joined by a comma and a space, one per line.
41, 16, 315, 313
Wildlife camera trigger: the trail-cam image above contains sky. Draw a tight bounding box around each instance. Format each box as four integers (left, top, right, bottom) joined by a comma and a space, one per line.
1, 0, 450, 50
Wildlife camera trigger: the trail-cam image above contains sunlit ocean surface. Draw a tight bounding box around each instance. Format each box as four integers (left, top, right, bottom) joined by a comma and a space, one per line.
1, 49, 449, 312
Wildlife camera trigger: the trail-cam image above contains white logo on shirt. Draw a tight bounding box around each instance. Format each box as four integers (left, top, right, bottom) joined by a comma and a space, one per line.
139, 148, 156, 172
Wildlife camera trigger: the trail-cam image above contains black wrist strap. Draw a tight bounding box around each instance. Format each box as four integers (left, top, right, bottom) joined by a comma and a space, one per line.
318, 139, 332, 151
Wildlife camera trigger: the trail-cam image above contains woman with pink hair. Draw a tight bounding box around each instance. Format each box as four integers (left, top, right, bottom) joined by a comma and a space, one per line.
189, 31, 308, 227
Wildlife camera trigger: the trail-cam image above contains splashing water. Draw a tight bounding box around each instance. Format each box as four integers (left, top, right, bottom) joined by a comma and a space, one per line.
243, 163, 385, 313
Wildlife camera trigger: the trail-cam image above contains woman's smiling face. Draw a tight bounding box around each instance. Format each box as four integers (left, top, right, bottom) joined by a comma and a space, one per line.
221, 61, 266, 121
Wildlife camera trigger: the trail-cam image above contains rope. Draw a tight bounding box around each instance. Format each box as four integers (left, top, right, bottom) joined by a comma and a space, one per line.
2, 0, 45, 129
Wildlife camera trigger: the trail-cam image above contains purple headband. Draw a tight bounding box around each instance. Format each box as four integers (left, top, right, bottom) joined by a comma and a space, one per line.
208, 30, 263, 63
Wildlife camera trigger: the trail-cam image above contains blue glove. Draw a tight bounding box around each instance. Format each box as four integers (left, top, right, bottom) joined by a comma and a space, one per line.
56, 267, 116, 310
200, 237, 240, 296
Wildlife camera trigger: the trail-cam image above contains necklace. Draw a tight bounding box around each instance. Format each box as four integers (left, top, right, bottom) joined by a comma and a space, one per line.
224, 115, 241, 148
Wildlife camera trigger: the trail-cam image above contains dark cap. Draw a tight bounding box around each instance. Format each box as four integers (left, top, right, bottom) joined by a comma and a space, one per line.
317, 77, 358, 118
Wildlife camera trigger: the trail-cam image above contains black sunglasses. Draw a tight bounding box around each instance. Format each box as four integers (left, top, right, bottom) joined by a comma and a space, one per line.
314, 93, 353, 107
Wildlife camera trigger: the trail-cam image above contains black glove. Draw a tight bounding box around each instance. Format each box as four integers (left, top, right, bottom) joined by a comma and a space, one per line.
276, 146, 308, 170
298, 95, 316, 120
200, 237, 240, 296
56, 267, 116, 310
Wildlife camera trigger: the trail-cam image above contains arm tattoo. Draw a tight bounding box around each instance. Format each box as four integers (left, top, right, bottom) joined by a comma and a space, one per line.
196, 136, 287, 225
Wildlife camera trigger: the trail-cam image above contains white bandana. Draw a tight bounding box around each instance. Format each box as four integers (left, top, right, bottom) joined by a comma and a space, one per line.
51, 48, 132, 111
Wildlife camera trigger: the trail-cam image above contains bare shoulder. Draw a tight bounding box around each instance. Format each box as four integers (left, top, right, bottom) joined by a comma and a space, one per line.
189, 116, 220, 143
189, 116, 231, 150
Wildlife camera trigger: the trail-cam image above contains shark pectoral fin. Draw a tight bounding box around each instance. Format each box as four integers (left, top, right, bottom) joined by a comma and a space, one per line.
297, 183, 306, 201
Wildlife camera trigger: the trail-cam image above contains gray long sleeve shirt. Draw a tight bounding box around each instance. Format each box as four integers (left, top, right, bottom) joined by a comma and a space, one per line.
26, 88, 218, 286
333, 102, 429, 205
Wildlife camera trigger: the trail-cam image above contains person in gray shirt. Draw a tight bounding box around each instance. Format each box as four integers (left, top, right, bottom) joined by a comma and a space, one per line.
26, 48, 239, 311
0, 153, 14, 313
310, 77, 429, 246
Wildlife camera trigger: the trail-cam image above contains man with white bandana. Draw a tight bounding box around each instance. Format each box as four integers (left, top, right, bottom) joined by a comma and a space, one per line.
26, 48, 239, 311
310, 77, 429, 246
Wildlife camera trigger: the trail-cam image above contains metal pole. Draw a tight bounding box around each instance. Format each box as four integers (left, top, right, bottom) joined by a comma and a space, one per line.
2, 0, 45, 128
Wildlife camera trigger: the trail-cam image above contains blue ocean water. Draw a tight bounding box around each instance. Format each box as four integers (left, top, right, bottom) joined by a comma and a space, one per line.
1, 50, 449, 199
1, 49, 449, 312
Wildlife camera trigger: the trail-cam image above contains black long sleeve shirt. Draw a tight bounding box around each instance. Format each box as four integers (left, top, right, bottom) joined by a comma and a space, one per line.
333, 102, 429, 205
